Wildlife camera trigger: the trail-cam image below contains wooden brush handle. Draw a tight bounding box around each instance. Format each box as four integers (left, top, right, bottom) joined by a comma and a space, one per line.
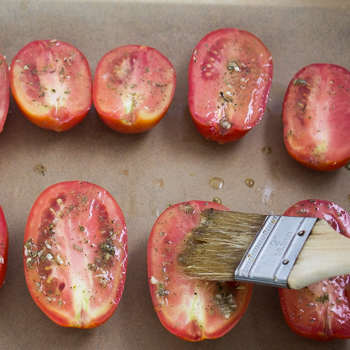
287, 219, 350, 289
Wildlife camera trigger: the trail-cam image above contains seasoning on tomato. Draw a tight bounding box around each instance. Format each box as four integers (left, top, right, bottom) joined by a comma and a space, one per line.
0, 206, 9, 289
188, 28, 273, 143
283, 64, 350, 171
147, 201, 253, 341
279, 199, 350, 341
10, 40, 92, 132
0, 53, 10, 133
93, 45, 176, 134
23, 181, 127, 328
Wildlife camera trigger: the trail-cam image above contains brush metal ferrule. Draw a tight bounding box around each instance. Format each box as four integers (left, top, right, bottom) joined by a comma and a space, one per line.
234, 215, 318, 288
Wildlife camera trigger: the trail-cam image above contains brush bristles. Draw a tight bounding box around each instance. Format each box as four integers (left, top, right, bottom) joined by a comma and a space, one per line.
178, 209, 267, 281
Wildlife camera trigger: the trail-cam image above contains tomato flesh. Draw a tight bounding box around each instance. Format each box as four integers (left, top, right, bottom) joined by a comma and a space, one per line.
0, 54, 10, 133
283, 64, 350, 171
0, 206, 9, 289
147, 201, 253, 341
279, 199, 350, 341
188, 28, 273, 143
93, 45, 176, 134
23, 181, 127, 328
10, 40, 92, 131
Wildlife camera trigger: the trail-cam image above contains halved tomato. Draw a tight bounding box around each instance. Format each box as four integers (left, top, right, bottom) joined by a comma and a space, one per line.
279, 199, 350, 341
188, 28, 273, 143
10, 40, 92, 131
23, 181, 127, 328
0, 53, 10, 133
147, 201, 253, 341
0, 206, 9, 289
93, 45, 176, 134
283, 64, 350, 171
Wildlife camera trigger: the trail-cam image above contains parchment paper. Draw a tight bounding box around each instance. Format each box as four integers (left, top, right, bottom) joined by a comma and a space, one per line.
0, 1, 349, 349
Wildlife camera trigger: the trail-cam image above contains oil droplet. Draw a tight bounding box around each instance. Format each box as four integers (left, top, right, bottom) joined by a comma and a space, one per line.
245, 178, 255, 188
209, 177, 224, 190
190, 173, 194, 177
153, 179, 164, 187
34, 164, 47, 176
262, 146, 272, 155
151, 209, 162, 217
119, 169, 129, 176
255, 182, 275, 207
213, 197, 222, 204
345, 162, 350, 170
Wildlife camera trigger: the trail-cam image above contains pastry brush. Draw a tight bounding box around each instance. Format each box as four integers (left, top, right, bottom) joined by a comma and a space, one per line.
178, 208, 350, 289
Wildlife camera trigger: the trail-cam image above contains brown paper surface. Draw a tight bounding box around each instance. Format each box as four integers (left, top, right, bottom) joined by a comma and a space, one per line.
0, 0, 350, 349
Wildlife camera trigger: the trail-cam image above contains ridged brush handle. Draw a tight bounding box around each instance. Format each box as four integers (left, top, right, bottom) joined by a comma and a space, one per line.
287, 219, 350, 289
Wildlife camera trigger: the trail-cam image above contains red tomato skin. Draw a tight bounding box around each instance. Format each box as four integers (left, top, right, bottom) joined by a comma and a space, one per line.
0, 206, 9, 289
283, 64, 350, 171
93, 45, 176, 134
24, 181, 127, 328
188, 28, 273, 144
147, 201, 253, 341
10, 40, 92, 132
0, 54, 10, 133
279, 199, 350, 341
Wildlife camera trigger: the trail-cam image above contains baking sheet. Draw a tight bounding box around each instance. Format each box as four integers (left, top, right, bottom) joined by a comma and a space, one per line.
0, 0, 350, 349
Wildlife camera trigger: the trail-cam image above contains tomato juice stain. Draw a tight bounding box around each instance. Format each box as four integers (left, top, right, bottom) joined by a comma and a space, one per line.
19, 0, 30, 11
209, 177, 224, 190
118, 169, 129, 176
34, 164, 47, 176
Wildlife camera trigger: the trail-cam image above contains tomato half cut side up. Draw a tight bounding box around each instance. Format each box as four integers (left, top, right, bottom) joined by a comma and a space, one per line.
279, 199, 350, 341
0, 53, 10, 133
188, 28, 273, 143
283, 64, 350, 171
10, 40, 92, 132
147, 201, 253, 341
23, 181, 127, 328
93, 45, 176, 134
0, 206, 9, 289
